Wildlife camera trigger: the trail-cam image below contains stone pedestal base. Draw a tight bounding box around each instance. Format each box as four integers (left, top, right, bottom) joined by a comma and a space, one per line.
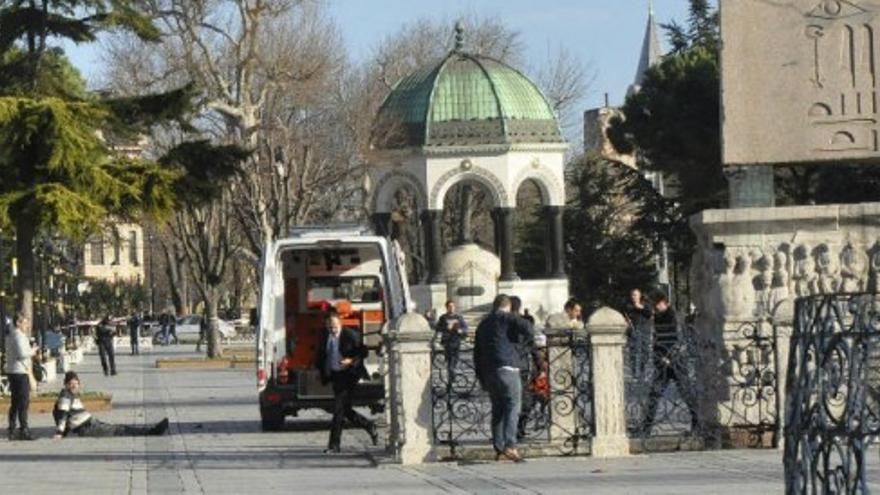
591, 435, 630, 458
690, 202, 880, 439
497, 279, 569, 323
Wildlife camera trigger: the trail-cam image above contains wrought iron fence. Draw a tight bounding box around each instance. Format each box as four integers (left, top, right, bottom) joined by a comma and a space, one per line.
430, 329, 593, 459
625, 319, 781, 452
784, 293, 880, 494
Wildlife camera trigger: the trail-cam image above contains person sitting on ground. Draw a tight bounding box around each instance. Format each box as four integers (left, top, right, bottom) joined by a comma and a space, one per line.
52, 371, 169, 439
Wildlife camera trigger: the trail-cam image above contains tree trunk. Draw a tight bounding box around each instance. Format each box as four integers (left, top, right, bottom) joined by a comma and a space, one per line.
14, 215, 35, 336
163, 242, 188, 315
204, 292, 223, 358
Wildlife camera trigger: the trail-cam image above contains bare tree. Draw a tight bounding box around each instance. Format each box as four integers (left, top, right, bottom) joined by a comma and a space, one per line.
172, 189, 239, 357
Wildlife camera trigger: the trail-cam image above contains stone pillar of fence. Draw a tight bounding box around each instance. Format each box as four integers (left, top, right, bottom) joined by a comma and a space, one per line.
585, 307, 630, 457
385, 312, 435, 465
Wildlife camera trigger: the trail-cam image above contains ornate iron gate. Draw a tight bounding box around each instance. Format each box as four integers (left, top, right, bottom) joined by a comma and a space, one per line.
430, 330, 594, 459
625, 319, 781, 452
784, 293, 880, 494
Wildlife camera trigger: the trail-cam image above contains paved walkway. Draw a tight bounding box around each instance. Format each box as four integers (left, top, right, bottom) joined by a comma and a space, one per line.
0, 344, 848, 494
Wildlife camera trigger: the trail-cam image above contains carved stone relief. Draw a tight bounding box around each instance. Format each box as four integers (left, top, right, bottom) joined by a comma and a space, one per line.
694, 237, 880, 321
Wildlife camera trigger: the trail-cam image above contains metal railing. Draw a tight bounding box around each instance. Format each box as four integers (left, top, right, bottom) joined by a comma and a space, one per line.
625, 319, 781, 452
430, 329, 593, 458
784, 293, 880, 494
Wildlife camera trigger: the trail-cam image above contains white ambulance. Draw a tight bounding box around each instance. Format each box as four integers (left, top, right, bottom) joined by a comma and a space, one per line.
256, 226, 411, 430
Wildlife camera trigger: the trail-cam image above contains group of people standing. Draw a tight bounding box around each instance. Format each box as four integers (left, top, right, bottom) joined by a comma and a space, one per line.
624, 288, 698, 433
433, 295, 582, 463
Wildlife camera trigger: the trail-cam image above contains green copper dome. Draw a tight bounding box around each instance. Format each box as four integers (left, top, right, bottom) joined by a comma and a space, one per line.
373, 51, 564, 149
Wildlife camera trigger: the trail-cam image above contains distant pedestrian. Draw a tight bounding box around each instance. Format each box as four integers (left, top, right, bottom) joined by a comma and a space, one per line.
624, 288, 653, 382
96, 316, 117, 376
473, 294, 536, 463
316, 312, 378, 453
159, 312, 170, 346
510, 296, 546, 441
53, 372, 168, 439
545, 298, 583, 331
168, 314, 178, 345
127, 313, 141, 356
196, 313, 207, 353
640, 291, 699, 433
5, 312, 37, 441
435, 300, 468, 383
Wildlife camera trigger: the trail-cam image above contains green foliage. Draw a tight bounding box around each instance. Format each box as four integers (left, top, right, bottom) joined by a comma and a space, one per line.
608, 44, 724, 214
565, 154, 666, 311
0, 48, 86, 99
76, 278, 147, 319
160, 140, 251, 205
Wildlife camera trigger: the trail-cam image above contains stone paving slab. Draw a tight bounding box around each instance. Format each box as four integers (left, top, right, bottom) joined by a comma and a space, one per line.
0, 344, 871, 494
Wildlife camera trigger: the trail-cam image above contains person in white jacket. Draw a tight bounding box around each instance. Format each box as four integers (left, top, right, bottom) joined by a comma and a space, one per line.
5, 312, 36, 441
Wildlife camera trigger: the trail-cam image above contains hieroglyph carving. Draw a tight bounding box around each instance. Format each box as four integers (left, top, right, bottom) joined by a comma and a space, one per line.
806, 1, 880, 154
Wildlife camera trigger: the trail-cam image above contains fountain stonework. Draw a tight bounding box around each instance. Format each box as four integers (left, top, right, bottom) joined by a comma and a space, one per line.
693, 0, 880, 440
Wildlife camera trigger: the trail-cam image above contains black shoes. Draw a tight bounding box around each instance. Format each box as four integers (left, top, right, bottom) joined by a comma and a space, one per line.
149, 418, 170, 436
17, 429, 36, 441
7, 428, 15, 441
368, 425, 379, 446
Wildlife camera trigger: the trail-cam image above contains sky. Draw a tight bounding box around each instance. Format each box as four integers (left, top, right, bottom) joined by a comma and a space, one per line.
64, 0, 692, 110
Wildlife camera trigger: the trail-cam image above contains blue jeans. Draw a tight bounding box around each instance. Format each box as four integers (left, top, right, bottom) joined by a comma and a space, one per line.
487, 367, 522, 453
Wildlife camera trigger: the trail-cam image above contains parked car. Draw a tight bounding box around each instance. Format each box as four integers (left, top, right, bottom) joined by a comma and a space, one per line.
152, 315, 236, 343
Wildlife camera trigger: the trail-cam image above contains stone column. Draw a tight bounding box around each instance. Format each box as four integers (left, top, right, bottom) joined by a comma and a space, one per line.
543, 206, 566, 279
420, 210, 443, 284
585, 307, 630, 458
726, 165, 775, 208
385, 312, 435, 464
493, 207, 517, 281
372, 212, 392, 237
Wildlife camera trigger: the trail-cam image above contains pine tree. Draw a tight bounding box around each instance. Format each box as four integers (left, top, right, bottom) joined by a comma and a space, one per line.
0, 1, 194, 333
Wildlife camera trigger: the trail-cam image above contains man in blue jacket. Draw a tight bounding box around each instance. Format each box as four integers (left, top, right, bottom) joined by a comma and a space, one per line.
473, 294, 535, 462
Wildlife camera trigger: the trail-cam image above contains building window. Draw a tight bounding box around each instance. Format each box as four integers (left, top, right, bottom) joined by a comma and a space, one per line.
112, 236, 121, 265
90, 237, 104, 265
129, 230, 139, 266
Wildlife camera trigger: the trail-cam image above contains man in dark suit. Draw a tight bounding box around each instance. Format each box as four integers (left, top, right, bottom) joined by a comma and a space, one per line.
316, 311, 378, 453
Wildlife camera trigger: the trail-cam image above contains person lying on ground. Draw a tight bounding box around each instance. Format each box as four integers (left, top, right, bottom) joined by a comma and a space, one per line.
52, 371, 169, 439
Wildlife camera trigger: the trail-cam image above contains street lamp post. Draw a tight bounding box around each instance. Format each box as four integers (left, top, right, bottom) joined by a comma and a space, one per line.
148, 229, 155, 317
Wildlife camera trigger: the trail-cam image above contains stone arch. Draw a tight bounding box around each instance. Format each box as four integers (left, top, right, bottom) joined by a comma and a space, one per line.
370, 170, 427, 213
511, 165, 565, 206
429, 165, 510, 210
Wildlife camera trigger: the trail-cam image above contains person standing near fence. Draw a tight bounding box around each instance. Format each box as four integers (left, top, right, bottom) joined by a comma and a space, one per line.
96, 316, 117, 376
474, 294, 536, 463
5, 312, 37, 441
641, 291, 699, 433
127, 313, 141, 356
510, 296, 547, 441
436, 300, 468, 383
545, 298, 583, 331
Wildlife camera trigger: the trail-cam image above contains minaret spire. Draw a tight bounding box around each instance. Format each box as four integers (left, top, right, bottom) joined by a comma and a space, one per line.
628, 2, 663, 95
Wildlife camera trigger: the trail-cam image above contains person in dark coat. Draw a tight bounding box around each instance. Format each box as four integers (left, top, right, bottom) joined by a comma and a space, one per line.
315, 311, 378, 453
435, 300, 468, 383
641, 291, 699, 432
510, 296, 546, 440
473, 294, 535, 463
95, 316, 117, 376
127, 313, 141, 356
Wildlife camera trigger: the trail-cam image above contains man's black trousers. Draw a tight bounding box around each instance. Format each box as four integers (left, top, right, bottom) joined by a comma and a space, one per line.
7, 373, 30, 431
97, 338, 117, 375
328, 371, 373, 449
